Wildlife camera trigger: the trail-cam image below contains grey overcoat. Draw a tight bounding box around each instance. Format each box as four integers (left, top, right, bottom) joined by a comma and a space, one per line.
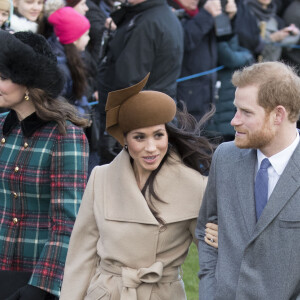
196, 141, 300, 300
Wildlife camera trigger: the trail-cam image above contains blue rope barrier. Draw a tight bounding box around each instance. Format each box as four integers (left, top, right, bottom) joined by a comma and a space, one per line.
176, 65, 225, 83
272, 42, 300, 50
88, 101, 98, 107
266, 42, 300, 49
84, 65, 226, 107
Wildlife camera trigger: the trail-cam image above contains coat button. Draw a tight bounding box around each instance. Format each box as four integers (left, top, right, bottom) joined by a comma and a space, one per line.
24, 142, 29, 149
12, 218, 18, 224
12, 192, 18, 198
1, 138, 5, 144
14, 166, 19, 173
159, 224, 167, 232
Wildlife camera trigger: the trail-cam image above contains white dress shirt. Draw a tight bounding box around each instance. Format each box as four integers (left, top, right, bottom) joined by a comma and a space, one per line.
256, 130, 299, 199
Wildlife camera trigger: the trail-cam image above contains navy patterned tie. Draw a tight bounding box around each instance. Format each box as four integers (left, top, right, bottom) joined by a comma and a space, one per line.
255, 158, 271, 220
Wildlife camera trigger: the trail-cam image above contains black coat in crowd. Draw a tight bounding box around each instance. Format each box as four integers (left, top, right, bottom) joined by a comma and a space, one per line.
97, 0, 183, 102
168, 1, 218, 121
97, 0, 183, 164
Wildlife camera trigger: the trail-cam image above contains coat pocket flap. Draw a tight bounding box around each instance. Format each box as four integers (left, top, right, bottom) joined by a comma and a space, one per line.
279, 219, 300, 228
85, 285, 110, 300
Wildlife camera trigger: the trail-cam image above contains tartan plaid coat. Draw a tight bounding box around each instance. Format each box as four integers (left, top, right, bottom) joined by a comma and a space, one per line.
0, 110, 89, 297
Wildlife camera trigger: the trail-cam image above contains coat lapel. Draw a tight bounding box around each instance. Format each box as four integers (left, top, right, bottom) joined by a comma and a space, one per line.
251, 144, 300, 240
103, 150, 205, 225
154, 152, 206, 223
104, 150, 159, 225
235, 148, 257, 237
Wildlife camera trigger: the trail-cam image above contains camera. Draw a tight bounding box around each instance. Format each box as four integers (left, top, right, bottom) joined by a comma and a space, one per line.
214, 0, 232, 37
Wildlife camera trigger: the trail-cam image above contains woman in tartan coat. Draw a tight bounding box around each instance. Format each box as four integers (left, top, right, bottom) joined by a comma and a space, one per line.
0, 30, 89, 299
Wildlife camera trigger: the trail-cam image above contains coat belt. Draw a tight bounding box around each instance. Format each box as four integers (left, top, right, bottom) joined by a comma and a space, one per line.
99, 261, 181, 300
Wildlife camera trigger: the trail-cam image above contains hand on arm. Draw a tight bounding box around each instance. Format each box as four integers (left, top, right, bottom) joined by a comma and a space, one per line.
195, 145, 223, 300
205, 222, 218, 249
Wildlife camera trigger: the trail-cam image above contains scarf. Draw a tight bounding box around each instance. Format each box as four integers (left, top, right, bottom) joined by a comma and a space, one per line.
245, 0, 277, 22
172, 0, 199, 18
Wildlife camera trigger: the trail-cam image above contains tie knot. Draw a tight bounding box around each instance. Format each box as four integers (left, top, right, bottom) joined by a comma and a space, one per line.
260, 158, 271, 170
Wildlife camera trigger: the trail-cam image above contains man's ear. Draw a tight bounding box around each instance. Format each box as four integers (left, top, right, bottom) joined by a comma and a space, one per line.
273, 105, 286, 125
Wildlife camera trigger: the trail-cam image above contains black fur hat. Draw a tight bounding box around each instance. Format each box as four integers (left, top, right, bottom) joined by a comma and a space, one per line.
0, 30, 64, 98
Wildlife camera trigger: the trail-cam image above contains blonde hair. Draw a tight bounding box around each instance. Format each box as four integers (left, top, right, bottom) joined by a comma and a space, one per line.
0, 0, 10, 12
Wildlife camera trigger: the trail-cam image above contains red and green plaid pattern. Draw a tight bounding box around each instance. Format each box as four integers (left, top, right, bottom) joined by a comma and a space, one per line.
0, 116, 89, 297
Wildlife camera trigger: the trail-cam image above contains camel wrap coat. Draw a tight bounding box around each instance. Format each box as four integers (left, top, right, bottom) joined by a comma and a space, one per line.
60, 150, 207, 300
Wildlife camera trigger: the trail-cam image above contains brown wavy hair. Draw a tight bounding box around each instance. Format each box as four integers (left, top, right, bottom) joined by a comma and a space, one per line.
29, 88, 89, 135
64, 43, 87, 99
137, 104, 217, 224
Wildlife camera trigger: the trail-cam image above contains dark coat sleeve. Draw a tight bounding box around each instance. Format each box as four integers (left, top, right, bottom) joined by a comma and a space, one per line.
233, 2, 264, 55
181, 9, 215, 52
86, 0, 106, 63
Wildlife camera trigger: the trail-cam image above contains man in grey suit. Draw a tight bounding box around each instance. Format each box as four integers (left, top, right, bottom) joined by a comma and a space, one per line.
196, 61, 300, 300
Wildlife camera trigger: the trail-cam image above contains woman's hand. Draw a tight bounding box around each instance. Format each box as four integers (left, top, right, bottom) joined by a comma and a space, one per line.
204, 222, 218, 249
105, 17, 117, 31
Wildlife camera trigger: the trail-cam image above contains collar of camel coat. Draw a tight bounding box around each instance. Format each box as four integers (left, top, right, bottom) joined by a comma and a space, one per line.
103, 149, 208, 225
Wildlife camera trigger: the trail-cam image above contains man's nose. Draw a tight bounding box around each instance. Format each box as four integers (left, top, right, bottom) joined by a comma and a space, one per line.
230, 111, 242, 127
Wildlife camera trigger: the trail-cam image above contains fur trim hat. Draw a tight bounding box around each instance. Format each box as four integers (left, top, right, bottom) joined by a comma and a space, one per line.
106, 74, 176, 146
0, 0, 10, 11
0, 30, 64, 98
48, 7, 90, 44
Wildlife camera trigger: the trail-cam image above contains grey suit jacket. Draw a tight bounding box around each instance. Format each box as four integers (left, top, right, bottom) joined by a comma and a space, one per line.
196, 141, 300, 300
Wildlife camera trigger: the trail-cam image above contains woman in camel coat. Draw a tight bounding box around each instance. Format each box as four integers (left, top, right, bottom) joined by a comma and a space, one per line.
60, 74, 218, 300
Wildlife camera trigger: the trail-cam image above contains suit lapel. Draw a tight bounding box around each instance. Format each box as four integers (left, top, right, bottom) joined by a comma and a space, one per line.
251, 144, 300, 240
235, 149, 257, 237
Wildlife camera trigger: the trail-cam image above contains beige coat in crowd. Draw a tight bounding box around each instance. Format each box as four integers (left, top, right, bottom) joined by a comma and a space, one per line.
60, 150, 207, 300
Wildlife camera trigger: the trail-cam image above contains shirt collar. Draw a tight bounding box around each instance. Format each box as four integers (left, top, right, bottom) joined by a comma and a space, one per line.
3, 110, 48, 138
257, 130, 300, 175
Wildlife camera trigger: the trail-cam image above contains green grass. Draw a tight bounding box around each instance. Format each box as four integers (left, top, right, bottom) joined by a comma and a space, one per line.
182, 243, 199, 300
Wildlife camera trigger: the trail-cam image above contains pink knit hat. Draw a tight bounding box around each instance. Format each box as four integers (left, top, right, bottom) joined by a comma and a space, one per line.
48, 7, 90, 44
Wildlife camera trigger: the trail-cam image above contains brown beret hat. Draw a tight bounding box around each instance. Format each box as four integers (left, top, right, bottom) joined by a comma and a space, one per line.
106, 74, 176, 146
